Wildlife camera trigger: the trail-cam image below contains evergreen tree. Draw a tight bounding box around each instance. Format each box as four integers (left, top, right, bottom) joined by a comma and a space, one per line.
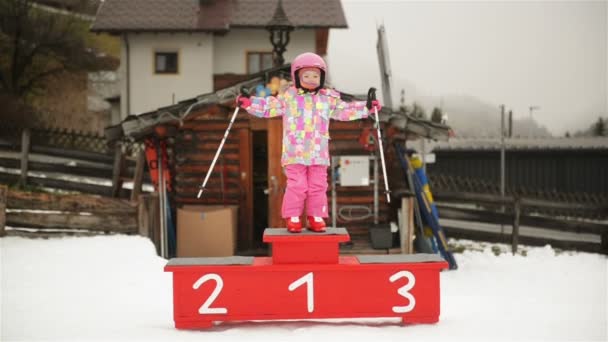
411, 102, 426, 119
431, 107, 443, 123
593, 117, 606, 136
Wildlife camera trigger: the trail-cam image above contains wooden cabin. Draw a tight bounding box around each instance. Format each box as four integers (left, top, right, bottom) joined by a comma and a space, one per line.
106, 66, 450, 255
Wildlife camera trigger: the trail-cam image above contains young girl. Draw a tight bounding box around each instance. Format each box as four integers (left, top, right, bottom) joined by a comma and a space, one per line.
237, 52, 381, 233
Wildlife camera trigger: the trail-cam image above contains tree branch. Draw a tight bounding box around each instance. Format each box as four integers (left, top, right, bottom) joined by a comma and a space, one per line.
17, 66, 64, 96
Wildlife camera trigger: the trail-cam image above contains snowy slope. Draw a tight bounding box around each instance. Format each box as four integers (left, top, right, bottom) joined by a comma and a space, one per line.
1, 235, 606, 341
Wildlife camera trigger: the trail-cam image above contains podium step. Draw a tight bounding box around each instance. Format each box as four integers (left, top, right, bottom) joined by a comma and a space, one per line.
263, 227, 350, 264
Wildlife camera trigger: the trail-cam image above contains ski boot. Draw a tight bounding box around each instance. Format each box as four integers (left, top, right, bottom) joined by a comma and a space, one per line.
287, 217, 302, 233
307, 216, 326, 232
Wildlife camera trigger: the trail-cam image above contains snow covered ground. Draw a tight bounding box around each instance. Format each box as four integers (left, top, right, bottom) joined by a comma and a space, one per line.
1, 235, 607, 341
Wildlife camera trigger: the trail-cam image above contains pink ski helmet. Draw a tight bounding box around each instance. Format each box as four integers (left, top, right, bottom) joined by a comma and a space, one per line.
291, 52, 327, 90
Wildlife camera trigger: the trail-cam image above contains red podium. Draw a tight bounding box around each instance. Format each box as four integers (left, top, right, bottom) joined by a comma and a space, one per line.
164, 228, 448, 329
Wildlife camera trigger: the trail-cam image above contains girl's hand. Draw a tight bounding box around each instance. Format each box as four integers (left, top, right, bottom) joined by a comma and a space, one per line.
236, 95, 251, 109
369, 100, 382, 113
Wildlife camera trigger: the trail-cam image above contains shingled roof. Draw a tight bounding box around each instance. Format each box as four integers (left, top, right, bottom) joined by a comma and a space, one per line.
91, 0, 348, 33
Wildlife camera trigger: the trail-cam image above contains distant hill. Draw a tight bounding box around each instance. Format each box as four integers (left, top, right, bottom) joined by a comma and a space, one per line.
572, 117, 608, 137
390, 82, 552, 138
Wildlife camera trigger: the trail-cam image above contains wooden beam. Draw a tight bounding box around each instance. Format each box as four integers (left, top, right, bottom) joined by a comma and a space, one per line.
0, 185, 6, 237
111, 143, 125, 198
19, 128, 31, 188
30, 145, 115, 164
400, 196, 414, 254
238, 128, 253, 251
0, 173, 133, 197
512, 199, 521, 255
437, 204, 608, 235
0, 157, 113, 178
131, 148, 146, 202
7, 189, 136, 214
137, 194, 155, 239
6, 212, 137, 232
443, 225, 602, 254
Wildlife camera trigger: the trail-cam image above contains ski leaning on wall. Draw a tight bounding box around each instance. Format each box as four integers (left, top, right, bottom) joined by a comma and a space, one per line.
395, 143, 458, 270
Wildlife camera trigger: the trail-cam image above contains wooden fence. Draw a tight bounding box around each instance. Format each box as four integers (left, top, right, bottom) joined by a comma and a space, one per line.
433, 191, 608, 255
0, 129, 150, 200
0, 185, 162, 254
429, 173, 607, 220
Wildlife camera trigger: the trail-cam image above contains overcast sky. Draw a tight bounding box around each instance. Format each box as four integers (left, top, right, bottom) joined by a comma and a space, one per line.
326, 0, 607, 135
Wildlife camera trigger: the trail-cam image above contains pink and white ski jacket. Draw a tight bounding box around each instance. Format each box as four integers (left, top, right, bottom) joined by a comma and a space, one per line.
245, 86, 370, 166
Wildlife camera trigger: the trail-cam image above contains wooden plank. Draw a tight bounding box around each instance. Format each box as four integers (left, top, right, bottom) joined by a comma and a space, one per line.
512, 199, 521, 255
193, 132, 240, 141
437, 206, 512, 225
176, 196, 239, 205
131, 149, 146, 202
19, 128, 31, 187
6, 212, 137, 232
7, 189, 136, 214
111, 143, 125, 198
335, 196, 389, 205
443, 225, 602, 254
520, 197, 607, 213
176, 153, 241, 163
137, 194, 156, 238
0, 173, 130, 197
176, 164, 239, 174
0, 157, 114, 179
0, 185, 6, 237
180, 121, 249, 131
175, 175, 239, 186
238, 128, 253, 250
177, 133, 238, 144
30, 145, 114, 164
400, 196, 414, 254
179, 142, 240, 151
435, 191, 607, 213
434, 191, 513, 206
437, 204, 608, 235
174, 186, 240, 195
144, 192, 161, 255
601, 231, 608, 255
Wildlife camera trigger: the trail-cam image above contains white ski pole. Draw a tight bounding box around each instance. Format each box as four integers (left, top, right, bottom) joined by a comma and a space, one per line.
197, 105, 240, 198
369, 87, 391, 203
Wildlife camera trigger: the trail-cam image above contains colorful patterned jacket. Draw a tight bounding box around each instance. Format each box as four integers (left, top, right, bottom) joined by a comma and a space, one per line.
245, 86, 370, 166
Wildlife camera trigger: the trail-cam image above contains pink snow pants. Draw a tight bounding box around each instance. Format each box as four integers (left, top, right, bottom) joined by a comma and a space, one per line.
282, 164, 328, 218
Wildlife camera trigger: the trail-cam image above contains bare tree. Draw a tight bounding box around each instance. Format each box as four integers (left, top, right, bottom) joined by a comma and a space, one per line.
0, 0, 97, 99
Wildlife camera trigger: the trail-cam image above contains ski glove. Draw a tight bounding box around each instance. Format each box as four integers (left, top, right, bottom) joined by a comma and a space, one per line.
236, 95, 251, 109
368, 100, 382, 113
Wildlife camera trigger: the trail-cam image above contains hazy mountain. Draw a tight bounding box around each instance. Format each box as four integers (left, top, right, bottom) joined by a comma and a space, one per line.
390, 80, 553, 138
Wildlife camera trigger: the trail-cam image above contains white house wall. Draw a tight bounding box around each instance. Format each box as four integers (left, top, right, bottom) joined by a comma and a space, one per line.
120, 29, 317, 118
213, 29, 316, 74
122, 33, 214, 116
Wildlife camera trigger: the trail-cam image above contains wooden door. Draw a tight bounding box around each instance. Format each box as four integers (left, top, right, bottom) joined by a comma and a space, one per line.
267, 117, 286, 228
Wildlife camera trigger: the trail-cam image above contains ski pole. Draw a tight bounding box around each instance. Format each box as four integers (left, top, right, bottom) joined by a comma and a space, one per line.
368, 87, 391, 203
197, 87, 248, 198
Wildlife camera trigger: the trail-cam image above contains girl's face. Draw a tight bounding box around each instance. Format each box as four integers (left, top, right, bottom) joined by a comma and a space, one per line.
299, 67, 321, 90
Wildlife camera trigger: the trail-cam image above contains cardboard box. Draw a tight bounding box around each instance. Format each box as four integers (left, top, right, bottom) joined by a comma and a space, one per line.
177, 205, 238, 257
